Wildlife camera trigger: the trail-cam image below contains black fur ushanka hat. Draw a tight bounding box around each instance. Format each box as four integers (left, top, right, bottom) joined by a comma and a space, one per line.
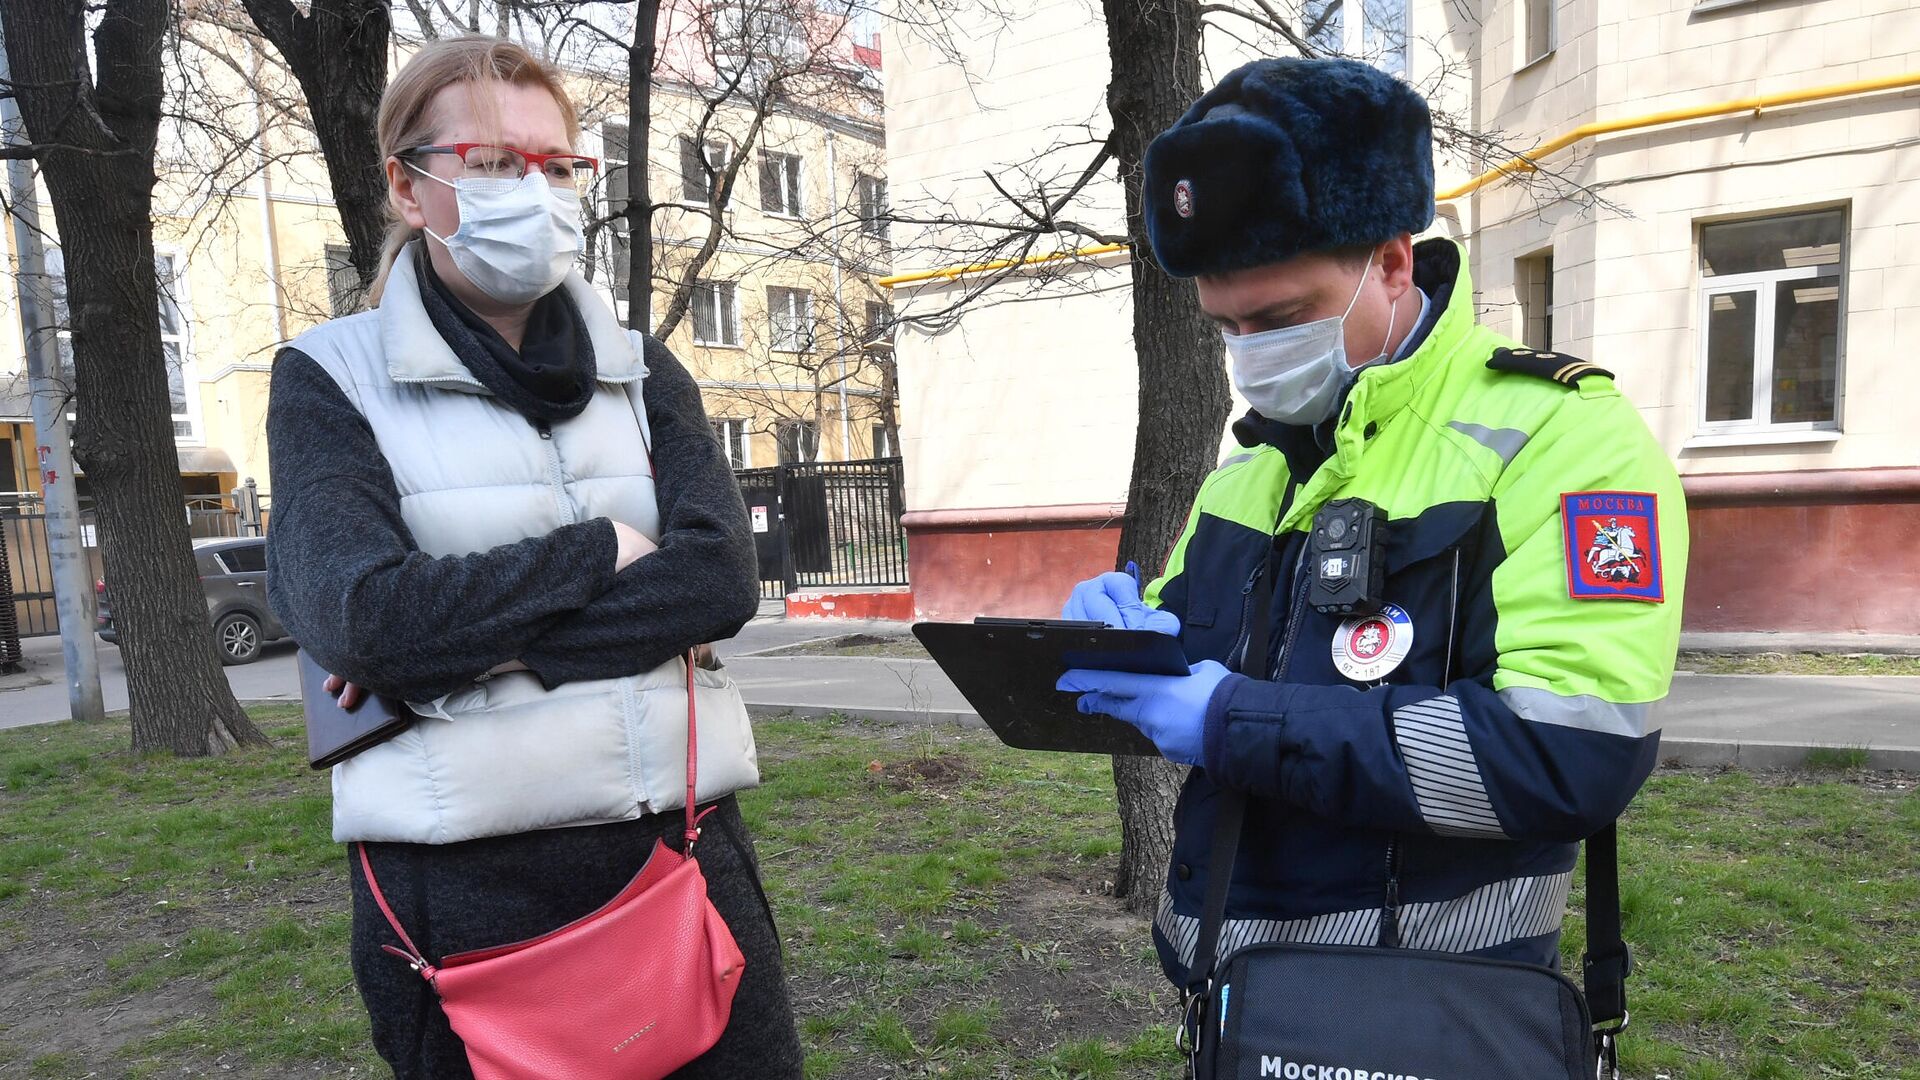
1143, 58, 1435, 278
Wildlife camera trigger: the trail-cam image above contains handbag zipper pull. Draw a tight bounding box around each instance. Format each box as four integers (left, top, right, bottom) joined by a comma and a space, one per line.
381, 943, 438, 982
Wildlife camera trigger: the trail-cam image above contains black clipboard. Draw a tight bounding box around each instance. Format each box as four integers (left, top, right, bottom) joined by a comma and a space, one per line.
297, 649, 414, 770
913, 619, 1189, 756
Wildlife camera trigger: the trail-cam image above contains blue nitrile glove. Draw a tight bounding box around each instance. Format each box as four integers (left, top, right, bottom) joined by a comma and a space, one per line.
1062, 562, 1181, 636
1056, 661, 1232, 767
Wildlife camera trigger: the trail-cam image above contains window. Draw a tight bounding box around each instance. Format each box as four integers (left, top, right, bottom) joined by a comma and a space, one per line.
680, 136, 731, 205
1516, 251, 1553, 351
155, 254, 196, 440
601, 121, 632, 230
218, 544, 268, 574
325, 244, 364, 317
710, 418, 751, 469
1697, 209, 1845, 432
1301, 0, 1406, 74
601, 122, 633, 303
776, 419, 818, 464
862, 300, 894, 349
759, 151, 803, 216
857, 174, 888, 240
1302, 0, 1344, 53
1522, 0, 1554, 66
691, 281, 741, 346
872, 425, 895, 459
715, 2, 805, 90
767, 286, 813, 352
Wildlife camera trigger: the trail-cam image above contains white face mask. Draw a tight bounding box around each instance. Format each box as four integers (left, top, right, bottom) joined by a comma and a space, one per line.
1222, 250, 1396, 426
410, 164, 584, 305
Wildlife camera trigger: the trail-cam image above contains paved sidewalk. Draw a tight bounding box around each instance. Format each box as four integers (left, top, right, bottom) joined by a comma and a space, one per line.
0, 614, 900, 731
8, 620, 1917, 769
729, 653, 1920, 771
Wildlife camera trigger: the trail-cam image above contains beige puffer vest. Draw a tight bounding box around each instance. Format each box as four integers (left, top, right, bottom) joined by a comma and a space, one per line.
291, 244, 759, 845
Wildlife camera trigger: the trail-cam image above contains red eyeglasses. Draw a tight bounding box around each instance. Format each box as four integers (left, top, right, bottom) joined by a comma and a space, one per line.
404, 143, 601, 191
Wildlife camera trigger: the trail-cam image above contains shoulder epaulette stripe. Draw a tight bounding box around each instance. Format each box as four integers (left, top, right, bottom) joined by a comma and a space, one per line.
1488, 346, 1614, 387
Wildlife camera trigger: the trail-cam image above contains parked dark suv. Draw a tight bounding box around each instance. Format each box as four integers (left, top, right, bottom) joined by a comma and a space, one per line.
96, 537, 290, 665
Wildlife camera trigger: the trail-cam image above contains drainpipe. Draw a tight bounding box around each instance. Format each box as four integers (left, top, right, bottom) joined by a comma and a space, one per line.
825, 131, 851, 459
247, 43, 289, 344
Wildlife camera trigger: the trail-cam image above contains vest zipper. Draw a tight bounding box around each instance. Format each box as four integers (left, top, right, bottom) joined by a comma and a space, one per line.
532, 419, 577, 525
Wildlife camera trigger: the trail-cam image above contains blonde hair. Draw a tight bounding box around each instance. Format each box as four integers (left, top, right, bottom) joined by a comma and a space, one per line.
367, 35, 582, 306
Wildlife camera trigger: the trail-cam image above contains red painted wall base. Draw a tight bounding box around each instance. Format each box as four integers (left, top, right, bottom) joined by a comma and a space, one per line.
786, 588, 916, 621
898, 470, 1920, 635
904, 508, 1124, 623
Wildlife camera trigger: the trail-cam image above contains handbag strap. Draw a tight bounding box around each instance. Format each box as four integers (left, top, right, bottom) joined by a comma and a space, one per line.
357, 649, 709, 974
682, 650, 704, 851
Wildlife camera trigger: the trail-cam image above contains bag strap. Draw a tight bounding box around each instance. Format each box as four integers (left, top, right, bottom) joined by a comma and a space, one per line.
683, 650, 706, 852
356, 649, 709, 974
1584, 822, 1629, 1065
357, 842, 436, 977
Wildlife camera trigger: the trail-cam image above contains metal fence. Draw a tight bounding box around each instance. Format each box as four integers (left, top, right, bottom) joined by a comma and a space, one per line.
735, 457, 908, 601
1, 484, 268, 643
1, 500, 99, 641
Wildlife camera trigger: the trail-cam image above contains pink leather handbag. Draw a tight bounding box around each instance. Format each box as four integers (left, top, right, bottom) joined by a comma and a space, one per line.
358, 654, 745, 1079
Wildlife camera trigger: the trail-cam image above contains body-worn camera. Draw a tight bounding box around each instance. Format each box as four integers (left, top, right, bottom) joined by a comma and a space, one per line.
1307, 498, 1387, 615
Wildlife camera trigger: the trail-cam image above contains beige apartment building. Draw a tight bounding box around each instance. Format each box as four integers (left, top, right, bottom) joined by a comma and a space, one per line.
884, 0, 1920, 635
1, 17, 893, 507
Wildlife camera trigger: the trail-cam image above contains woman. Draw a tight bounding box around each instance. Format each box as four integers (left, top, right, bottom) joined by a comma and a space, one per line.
264, 36, 803, 1079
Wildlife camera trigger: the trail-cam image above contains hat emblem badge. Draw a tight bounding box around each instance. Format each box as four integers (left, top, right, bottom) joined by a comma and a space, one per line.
1173, 179, 1195, 218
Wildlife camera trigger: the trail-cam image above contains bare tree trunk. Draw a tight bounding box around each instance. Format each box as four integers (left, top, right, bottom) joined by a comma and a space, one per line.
241, 0, 392, 301
877, 352, 899, 455
1101, 0, 1228, 914
626, 0, 660, 332
2, 0, 266, 755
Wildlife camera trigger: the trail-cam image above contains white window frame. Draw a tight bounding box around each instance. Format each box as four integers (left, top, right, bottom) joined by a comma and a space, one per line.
155, 250, 203, 446
760, 150, 804, 218
715, 3, 805, 91
680, 136, 732, 207
776, 418, 819, 464
767, 286, 813, 353
597, 121, 633, 235
711, 417, 752, 468
1695, 264, 1844, 438
857, 174, 888, 240
1300, 0, 1409, 75
690, 281, 743, 348
1518, 0, 1557, 72
52, 247, 201, 445
591, 123, 636, 313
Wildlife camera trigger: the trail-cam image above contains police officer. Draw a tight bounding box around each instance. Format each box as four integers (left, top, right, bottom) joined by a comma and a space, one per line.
1057, 58, 1687, 986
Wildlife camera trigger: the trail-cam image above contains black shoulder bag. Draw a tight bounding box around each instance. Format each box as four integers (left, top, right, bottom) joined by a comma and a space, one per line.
1182, 559, 1630, 1080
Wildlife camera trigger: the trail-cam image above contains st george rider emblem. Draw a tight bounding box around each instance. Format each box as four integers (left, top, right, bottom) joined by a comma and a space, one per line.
1562, 491, 1664, 602
1173, 179, 1195, 218
1330, 602, 1414, 682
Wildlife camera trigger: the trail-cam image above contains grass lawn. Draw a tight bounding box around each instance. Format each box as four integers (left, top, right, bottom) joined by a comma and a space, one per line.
1676, 652, 1920, 677
0, 710, 1914, 1079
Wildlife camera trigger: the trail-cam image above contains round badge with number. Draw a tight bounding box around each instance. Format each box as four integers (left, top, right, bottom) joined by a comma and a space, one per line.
1330, 603, 1414, 682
